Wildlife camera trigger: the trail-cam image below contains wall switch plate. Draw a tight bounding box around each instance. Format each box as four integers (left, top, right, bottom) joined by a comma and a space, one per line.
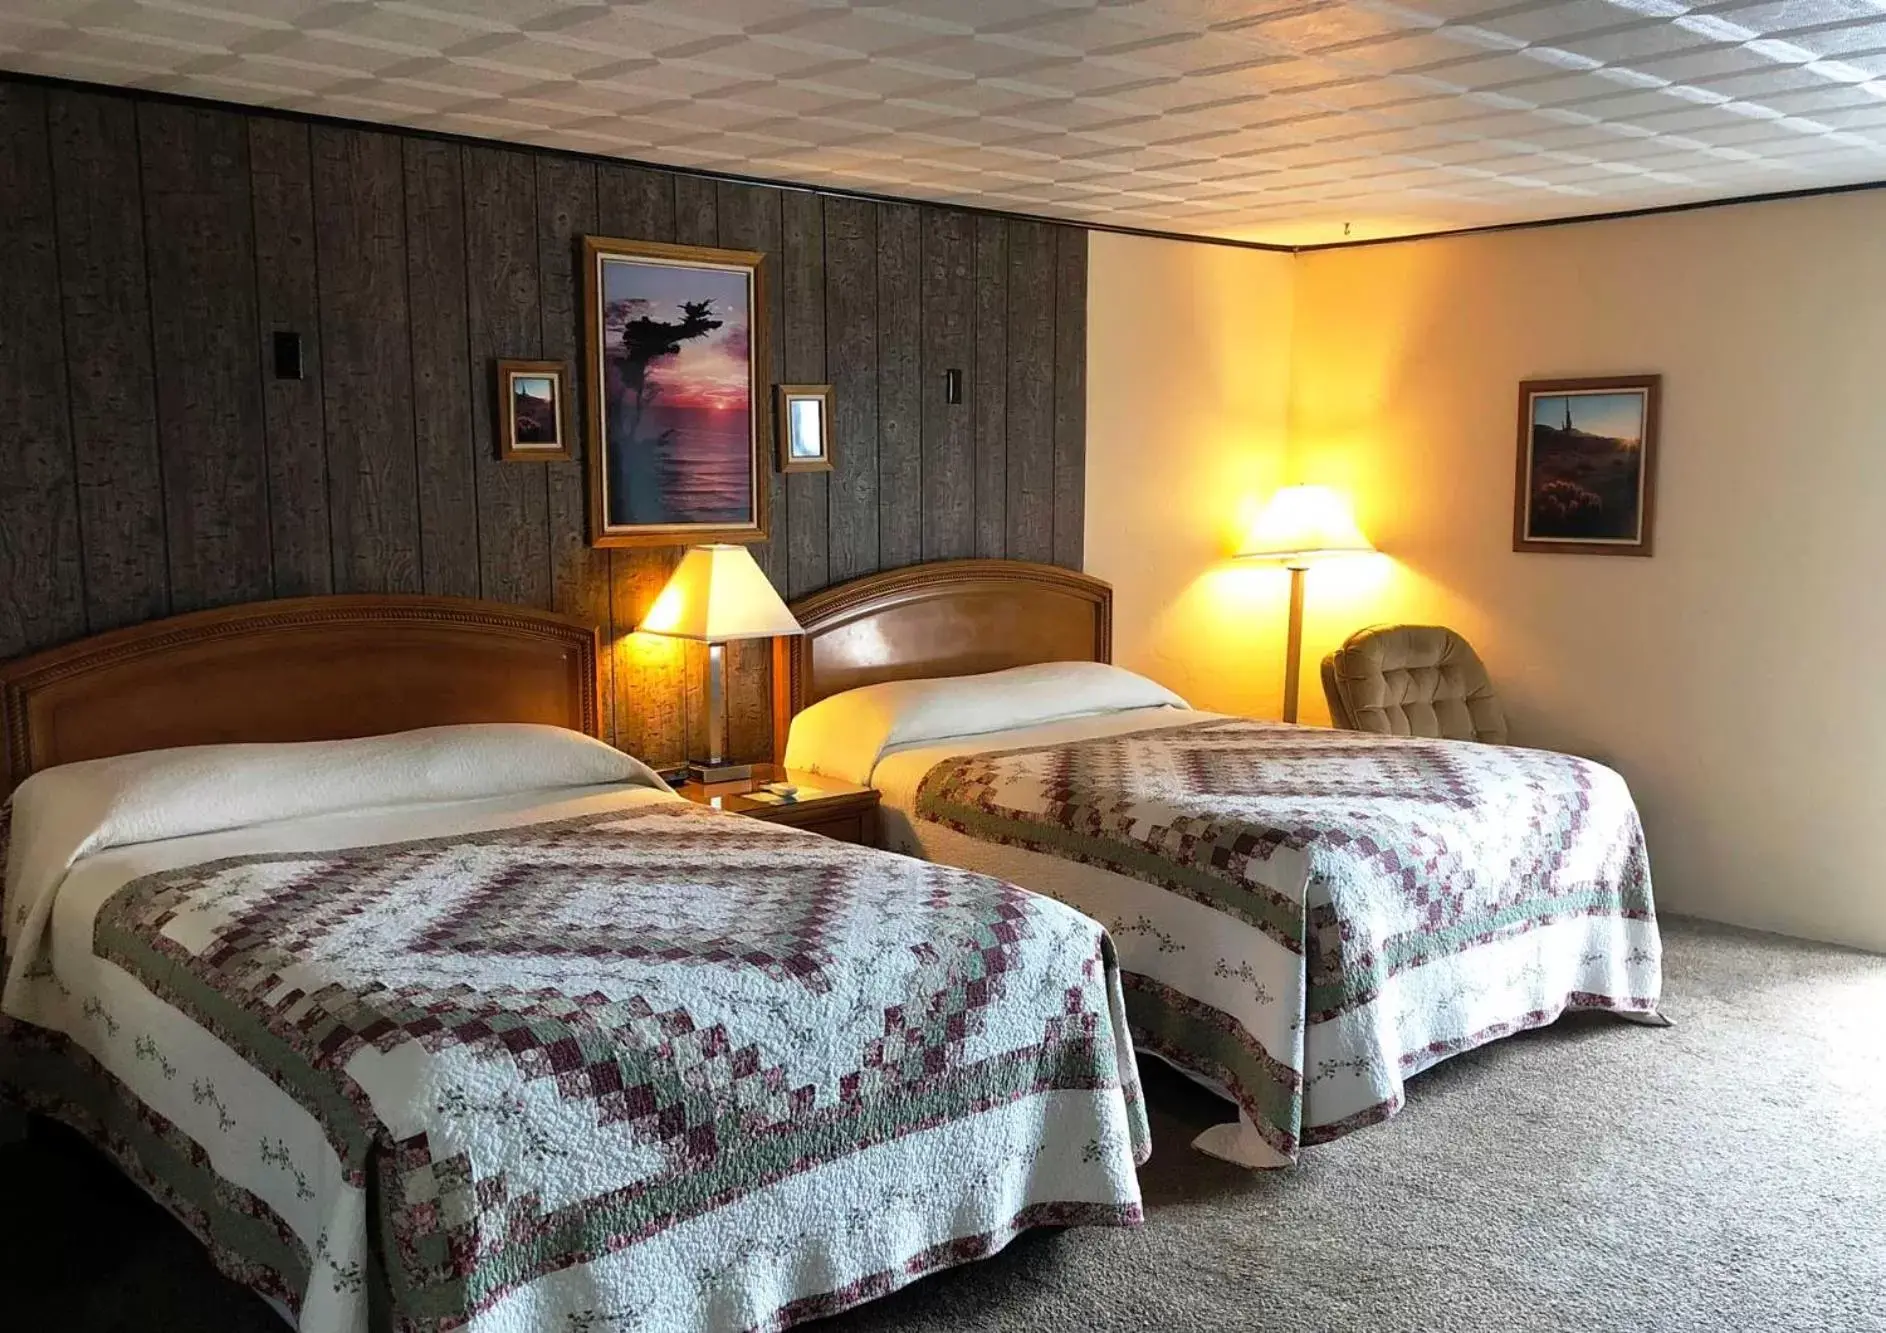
272, 330, 304, 380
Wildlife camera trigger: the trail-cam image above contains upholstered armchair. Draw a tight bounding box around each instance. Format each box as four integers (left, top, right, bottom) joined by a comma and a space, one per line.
1320, 624, 1509, 745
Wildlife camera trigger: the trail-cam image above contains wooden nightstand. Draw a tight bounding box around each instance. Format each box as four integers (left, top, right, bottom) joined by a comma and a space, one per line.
673, 764, 880, 847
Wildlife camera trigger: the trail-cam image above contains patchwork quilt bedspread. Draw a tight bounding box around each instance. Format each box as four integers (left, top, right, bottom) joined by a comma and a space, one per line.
2, 792, 1148, 1332
910, 716, 1663, 1163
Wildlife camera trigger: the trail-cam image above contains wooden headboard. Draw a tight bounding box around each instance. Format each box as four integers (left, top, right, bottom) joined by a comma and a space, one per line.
1, 596, 601, 798
772, 559, 1112, 755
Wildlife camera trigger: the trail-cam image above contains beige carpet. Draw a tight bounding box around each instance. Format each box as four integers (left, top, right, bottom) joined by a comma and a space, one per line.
4, 918, 1882, 1332
832, 916, 1886, 1333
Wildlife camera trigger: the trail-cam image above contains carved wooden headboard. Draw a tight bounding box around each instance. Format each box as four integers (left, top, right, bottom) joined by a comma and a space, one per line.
771, 559, 1112, 756
0, 596, 601, 798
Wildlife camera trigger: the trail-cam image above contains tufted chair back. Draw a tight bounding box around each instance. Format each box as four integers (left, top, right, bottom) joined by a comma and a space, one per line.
1320, 624, 1508, 745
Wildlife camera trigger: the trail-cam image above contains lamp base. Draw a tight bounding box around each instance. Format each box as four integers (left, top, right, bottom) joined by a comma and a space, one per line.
687, 759, 754, 785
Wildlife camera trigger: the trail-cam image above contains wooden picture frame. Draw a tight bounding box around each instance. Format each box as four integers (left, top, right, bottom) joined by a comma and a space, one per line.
581, 235, 769, 549
776, 384, 835, 473
496, 360, 571, 462
1514, 374, 1661, 556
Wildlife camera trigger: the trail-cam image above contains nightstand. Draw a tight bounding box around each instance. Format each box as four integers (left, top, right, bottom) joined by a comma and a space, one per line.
673, 764, 880, 847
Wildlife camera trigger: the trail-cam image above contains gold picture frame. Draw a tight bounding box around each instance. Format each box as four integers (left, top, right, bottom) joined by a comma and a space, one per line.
496, 360, 571, 462
581, 235, 770, 549
776, 384, 834, 474
1514, 374, 1661, 556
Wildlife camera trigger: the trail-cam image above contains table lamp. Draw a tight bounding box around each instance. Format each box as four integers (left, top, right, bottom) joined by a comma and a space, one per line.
639, 544, 803, 783
1236, 484, 1375, 724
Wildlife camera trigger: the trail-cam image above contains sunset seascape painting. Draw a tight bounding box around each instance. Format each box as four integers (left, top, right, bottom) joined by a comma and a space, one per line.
583, 238, 767, 547
1514, 375, 1661, 556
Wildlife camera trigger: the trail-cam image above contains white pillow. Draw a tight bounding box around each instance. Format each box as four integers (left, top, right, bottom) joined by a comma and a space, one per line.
4, 723, 668, 953
783, 661, 1188, 784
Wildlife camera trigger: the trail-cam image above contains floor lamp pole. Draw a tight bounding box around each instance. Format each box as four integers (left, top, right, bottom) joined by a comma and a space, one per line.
1282, 564, 1306, 725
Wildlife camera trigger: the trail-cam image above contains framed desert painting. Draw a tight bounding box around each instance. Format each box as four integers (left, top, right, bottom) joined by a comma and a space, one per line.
1514, 374, 1661, 556
581, 236, 769, 548
496, 360, 570, 461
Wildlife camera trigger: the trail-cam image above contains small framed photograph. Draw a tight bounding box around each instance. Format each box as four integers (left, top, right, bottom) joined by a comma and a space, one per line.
1514, 374, 1661, 556
776, 384, 834, 474
497, 360, 571, 462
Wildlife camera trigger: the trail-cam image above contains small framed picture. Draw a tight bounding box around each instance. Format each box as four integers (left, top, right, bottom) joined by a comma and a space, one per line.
776, 384, 834, 473
1514, 374, 1661, 556
497, 360, 571, 462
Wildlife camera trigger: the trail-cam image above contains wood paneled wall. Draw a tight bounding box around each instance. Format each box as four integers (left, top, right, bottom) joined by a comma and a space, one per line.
0, 78, 1088, 765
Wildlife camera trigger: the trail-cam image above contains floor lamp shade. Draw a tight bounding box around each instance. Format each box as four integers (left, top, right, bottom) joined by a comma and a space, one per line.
640, 544, 803, 782
1236, 485, 1375, 569
1237, 486, 1375, 725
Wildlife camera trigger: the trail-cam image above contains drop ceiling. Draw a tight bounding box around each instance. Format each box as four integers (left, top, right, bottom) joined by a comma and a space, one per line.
5, 0, 1886, 245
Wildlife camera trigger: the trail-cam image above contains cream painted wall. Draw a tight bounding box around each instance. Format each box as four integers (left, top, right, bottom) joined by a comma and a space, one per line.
1288, 192, 1886, 950
1086, 193, 1886, 949
1084, 231, 1297, 719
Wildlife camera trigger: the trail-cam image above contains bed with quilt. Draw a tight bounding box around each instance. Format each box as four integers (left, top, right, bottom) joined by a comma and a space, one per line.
784, 662, 1667, 1170
0, 723, 1148, 1332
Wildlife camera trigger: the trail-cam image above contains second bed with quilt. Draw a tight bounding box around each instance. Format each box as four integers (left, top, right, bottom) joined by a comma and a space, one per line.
781, 568, 1666, 1170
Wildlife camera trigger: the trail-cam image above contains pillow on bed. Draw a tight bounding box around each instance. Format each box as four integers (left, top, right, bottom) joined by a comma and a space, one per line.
783, 661, 1188, 784
3, 724, 668, 944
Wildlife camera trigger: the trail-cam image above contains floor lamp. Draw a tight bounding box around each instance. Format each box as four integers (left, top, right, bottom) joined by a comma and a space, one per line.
1236, 485, 1376, 724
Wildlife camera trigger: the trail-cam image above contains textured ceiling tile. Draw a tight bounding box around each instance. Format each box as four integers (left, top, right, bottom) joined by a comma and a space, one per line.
1310, 30, 1495, 76
1712, 1, 1886, 31
1630, 43, 1812, 84
1760, 20, 1886, 59
1227, 4, 1427, 51
311, 5, 528, 54
1708, 64, 1877, 99
5, 0, 1886, 243
1453, 4, 1631, 45
751, 8, 952, 59
981, 57, 1173, 96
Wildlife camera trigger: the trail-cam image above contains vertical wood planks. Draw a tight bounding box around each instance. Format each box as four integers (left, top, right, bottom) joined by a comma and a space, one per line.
717, 182, 787, 589
0, 82, 84, 657
920, 209, 975, 560
596, 161, 675, 241
1004, 220, 1056, 565
876, 203, 923, 570
781, 191, 828, 599
403, 138, 480, 599
1051, 227, 1087, 571
139, 101, 274, 612
972, 216, 1008, 560
716, 181, 786, 762
248, 116, 332, 598
311, 125, 420, 594
538, 155, 613, 742
0, 78, 1092, 767
596, 163, 687, 765
672, 177, 718, 761
824, 196, 879, 584
464, 146, 551, 608
49, 89, 169, 631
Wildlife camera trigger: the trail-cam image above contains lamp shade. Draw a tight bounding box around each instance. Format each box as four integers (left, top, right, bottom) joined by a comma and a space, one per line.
1236, 485, 1375, 569
638, 544, 803, 642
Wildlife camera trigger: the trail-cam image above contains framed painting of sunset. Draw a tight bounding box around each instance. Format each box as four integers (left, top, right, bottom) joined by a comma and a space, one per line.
581, 236, 769, 548
1514, 374, 1661, 556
